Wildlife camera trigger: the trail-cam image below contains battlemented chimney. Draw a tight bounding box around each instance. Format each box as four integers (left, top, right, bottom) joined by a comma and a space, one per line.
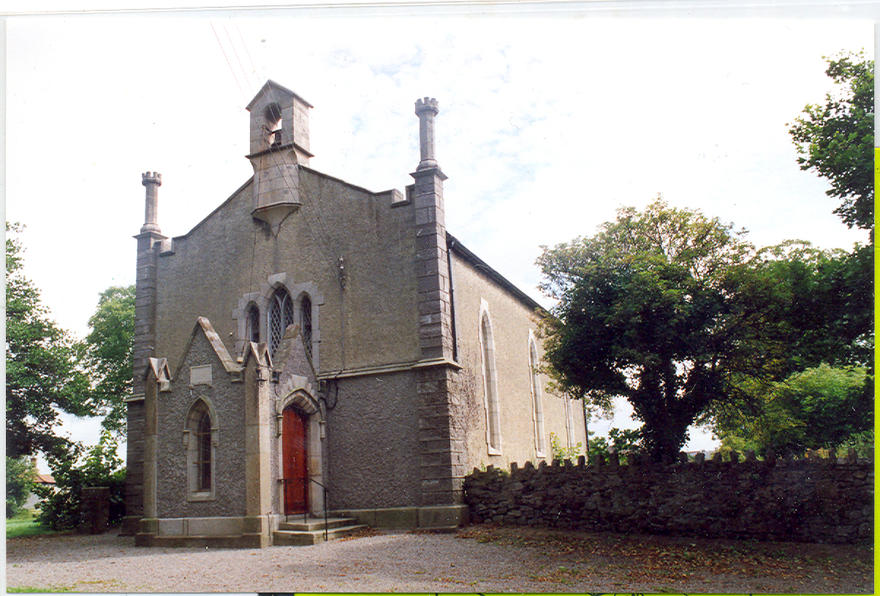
141, 172, 162, 234
411, 96, 462, 507
415, 97, 440, 171
128, 170, 167, 534
409, 95, 450, 361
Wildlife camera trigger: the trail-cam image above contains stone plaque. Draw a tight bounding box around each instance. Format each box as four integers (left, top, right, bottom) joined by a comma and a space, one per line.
190, 364, 212, 386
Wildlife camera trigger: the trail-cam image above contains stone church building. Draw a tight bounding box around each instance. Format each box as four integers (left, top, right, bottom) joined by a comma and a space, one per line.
123, 80, 587, 546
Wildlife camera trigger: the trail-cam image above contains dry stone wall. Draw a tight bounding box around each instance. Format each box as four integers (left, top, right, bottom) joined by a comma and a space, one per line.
464, 453, 872, 544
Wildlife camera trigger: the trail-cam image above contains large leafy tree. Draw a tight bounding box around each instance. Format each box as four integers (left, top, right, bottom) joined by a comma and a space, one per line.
786, 50, 874, 382
699, 240, 872, 455
710, 50, 875, 455
788, 51, 874, 231
85, 285, 135, 435
538, 199, 766, 463
735, 241, 873, 372
712, 51, 875, 455
6, 223, 92, 458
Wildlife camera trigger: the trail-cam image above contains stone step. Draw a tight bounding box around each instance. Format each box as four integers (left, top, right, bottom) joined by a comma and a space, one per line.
278, 516, 358, 532
273, 524, 368, 546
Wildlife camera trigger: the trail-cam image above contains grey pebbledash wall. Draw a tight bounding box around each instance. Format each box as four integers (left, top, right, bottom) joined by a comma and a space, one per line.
326, 370, 421, 510
464, 454, 873, 544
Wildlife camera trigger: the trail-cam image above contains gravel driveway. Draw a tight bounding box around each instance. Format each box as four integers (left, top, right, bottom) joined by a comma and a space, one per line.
6, 526, 873, 593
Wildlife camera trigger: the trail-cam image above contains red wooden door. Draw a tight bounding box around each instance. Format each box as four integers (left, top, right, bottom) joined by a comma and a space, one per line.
282, 407, 308, 514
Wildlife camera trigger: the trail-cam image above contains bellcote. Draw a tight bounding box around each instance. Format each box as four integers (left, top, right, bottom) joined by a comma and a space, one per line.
246, 81, 314, 231
246, 80, 314, 164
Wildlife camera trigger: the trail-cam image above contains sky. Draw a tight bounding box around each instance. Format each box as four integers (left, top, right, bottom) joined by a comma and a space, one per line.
3, 3, 875, 463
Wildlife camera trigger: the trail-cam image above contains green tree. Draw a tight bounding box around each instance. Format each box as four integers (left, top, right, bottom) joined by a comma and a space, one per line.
713, 364, 870, 455
700, 239, 872, 432
538, 199, 765, 463
6, 223, 92, 458
737, 241, 872, 372
587, 427, 642, 464
787, 48, 873, 391
85, 285, 135, 435
6, 456, 36, 518
788, 51, 874, 231
815, 243, 873, 370
709, 51, 875, 455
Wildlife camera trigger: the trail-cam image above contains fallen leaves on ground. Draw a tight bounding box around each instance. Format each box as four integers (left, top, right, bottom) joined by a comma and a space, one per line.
456, 524, 872, 589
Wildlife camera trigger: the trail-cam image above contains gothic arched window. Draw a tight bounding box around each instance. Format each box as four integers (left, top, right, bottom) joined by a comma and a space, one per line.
269, 288, 293, 356
529, 337, 547, 457
185, 399, 215, 500
480, 312, 501, 454
195, 412, 212, 490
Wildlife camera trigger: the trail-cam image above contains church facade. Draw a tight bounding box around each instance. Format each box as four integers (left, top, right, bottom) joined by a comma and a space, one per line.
123, 81, 587, 546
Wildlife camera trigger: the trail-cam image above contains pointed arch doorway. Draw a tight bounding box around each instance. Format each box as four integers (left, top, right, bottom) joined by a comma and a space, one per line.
282, 406, 309, 515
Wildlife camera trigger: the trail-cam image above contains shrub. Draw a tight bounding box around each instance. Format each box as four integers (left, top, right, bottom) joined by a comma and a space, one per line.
37, 431, 125, 531
549, 432, 582, 463
837, 430, 874, 459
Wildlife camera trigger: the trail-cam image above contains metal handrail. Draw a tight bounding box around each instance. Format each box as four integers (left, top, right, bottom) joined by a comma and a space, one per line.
307, 477, 329, 542
281, 477, 329, 541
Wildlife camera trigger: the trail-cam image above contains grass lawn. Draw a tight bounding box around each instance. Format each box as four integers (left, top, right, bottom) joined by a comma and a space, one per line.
6, 510, 56, 539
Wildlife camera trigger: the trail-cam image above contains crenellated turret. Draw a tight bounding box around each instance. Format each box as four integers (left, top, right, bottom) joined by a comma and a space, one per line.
410, 96, 450, 361
140, 171, 162, 234
415, 97, 440, 171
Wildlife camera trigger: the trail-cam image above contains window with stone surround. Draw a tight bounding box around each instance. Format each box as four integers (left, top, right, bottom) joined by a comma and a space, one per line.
185, 399, 216, 501
269, 287, 293, 356
529, 336, 547, 457
480, 311, 502, 455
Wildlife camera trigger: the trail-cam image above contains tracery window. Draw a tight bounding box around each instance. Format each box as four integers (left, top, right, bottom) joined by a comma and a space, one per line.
269, 288, 293, 356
